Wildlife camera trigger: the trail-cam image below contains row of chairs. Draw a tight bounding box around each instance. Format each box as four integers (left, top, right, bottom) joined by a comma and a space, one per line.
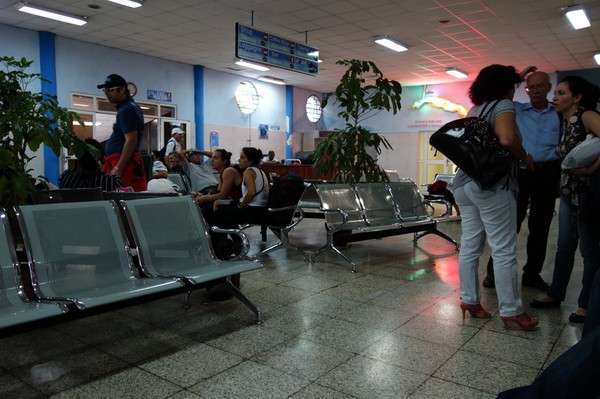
0, 196, 264, 336
298, 179, 459, 271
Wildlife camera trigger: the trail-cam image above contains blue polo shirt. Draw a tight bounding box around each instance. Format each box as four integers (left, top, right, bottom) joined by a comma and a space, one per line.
514, 102, 561, 163
105, 97, 144, 155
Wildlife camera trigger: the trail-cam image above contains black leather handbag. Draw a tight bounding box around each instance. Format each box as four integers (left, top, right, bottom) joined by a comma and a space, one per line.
429, 100, 512, 190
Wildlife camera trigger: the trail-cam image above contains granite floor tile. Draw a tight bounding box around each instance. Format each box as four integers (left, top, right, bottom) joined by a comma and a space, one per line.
299, 318, 390, 353
260, 306, 330, 335
394, 313, 480, 348
336, 302, 415, 332
0, 329, 86, 369
206, 324, 293, 358
289, 383, 359, 398
138, 343, 242, 387
463, 328, 553, 368
13, 346, 128, 396
360, 332, 457, 375
49, 367, 181, 399
251, 337, 355, 381
290, 292, 362, 317
188, 361, 309, 399
434, 350, 539, 394
95, 328, 193, 364
407, 376, 496, 399
316, 355, 429, 399
280, 274, 344, 293
0, 369, 45, 399
245, 283, 315, 305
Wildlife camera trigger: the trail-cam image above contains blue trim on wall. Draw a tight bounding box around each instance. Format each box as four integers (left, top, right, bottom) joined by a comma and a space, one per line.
194, 65, 204, 150
39, 31, 59, 185
286, 85, 293, 159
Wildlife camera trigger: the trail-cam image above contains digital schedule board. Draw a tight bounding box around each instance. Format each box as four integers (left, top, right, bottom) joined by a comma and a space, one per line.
235, 23, 319, 76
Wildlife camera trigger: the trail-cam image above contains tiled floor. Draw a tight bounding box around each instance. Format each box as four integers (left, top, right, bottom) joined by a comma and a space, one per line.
0, 211, 585, 398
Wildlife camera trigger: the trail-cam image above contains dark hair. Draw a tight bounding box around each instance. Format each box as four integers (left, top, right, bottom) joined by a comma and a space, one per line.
558, 76, 600, 111
78, 138, 104, 172
214, 148, 232, 168
469, 64, 521, 105
241, 147, 263, 166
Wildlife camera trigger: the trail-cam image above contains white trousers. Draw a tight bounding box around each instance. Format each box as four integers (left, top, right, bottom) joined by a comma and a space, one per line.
454, 180, 523, 317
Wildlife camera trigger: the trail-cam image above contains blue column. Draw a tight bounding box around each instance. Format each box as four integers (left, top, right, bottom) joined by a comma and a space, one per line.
193, 65, 205, 150
39, 31, 59, 185
285, 85, 293, 159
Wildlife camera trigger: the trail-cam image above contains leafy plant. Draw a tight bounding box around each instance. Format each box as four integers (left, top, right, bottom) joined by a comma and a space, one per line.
313, 59, 403, 183
0, 56, 87, 207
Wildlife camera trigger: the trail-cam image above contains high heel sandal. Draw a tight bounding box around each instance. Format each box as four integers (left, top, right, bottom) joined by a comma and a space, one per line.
460, 303, 491, 320
500, 313, 539, 331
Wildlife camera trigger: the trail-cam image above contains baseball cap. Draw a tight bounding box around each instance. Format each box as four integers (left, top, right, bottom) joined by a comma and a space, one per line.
187, 149, 201, 155
97, 74, 127, 89
172, 127, 185, 135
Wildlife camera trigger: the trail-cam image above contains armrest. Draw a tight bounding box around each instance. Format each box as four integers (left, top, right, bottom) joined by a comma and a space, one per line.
424, 198, 452, 218
210, 227, 250, 261
319, 207, 349, 233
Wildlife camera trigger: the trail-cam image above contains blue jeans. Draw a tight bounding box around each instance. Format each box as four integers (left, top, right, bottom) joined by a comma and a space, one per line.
548, 194, 600, 309
454, 181, 523, 317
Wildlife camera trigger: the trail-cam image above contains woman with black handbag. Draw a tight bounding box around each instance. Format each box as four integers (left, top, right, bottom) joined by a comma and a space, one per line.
454, 65, 538, 330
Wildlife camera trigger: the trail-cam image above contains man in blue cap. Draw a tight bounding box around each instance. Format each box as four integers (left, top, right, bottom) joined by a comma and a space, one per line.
97, 73, 147, 191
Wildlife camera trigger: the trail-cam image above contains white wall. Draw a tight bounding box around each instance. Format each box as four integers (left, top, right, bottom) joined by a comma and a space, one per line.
55, 37, 196, 121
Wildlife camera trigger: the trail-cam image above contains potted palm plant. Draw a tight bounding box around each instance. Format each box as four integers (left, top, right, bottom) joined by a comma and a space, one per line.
0, 56, 87, 209
312, 59, 403, 183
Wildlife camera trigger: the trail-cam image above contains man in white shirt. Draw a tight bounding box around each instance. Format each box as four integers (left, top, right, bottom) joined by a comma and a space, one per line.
165, 127, 185, 155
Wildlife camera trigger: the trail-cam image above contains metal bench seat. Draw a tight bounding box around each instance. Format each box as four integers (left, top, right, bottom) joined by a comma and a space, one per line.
119, 196, 263, 323
0, 211, 68, 335
15, 201, 184, 311
308, 180, 459, 271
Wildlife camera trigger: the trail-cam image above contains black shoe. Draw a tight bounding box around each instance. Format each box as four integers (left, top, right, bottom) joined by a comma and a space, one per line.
568, 313, 586, 323
482, 274, 495, 288
522, 275, 550, 291
530, 298, 561, 309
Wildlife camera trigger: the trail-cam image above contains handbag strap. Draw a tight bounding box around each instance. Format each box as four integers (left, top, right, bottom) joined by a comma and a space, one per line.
478, 99, 502, 120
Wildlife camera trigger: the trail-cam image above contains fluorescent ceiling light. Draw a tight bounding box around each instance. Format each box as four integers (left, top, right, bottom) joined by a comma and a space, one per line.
106, 0, 143, 8
565, 7, 590, 30
258, 76, 285, 85
595, 53, 600, 65
16, 2, 87, 26
374, 35, 408, 52
446, 67, 468, 78
235, 60, 270, 72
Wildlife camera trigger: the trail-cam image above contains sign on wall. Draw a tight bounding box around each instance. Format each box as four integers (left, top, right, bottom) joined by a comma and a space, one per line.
236, 23, 319, 76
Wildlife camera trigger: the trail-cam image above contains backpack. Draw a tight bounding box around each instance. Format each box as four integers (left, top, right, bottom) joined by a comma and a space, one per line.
157, 139, 175, 163
266, 172, 305, 227
429, 100, 512, 190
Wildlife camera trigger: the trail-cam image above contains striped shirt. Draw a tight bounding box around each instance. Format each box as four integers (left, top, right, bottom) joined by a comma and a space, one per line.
59, 169, 126, 191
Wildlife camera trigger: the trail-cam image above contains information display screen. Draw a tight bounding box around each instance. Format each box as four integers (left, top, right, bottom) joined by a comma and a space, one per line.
235, 23, 319, 76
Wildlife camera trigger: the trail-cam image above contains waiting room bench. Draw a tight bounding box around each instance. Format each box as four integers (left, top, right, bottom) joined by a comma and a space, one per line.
1, 197, 263, 335
0, 211, 68, 336
299, 180, 459, 271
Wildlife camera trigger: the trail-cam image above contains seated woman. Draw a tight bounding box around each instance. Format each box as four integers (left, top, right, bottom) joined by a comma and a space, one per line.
212, 147, 269, 258
193, 149, 243, 225
59, 138, 126, 191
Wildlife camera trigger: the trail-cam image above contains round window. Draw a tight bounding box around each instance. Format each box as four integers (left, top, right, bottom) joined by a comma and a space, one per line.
235, 81, 259, 115
306, 94, 322, 122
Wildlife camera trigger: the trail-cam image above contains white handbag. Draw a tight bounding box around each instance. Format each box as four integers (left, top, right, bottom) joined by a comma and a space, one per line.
562, 134, 600, 169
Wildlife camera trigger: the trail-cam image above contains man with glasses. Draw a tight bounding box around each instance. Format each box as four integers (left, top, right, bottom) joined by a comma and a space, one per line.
483, 67, 562, 291
97, 74, 147, 191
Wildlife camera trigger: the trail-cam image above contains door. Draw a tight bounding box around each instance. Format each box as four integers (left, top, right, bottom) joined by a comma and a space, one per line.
418, 131, 457, 185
